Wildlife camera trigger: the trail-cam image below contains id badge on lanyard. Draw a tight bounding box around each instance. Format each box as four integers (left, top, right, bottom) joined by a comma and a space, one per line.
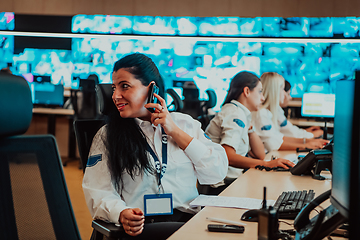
144, 128, 173, 216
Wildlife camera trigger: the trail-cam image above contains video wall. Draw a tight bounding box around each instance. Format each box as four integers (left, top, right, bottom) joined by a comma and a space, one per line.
2, 13, 360, 111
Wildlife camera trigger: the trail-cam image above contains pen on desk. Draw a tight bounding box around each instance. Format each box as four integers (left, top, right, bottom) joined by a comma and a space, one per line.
206, 217, 247, 226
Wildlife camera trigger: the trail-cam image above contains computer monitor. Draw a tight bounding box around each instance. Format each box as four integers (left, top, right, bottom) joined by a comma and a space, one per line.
330, 80, 353, 219
33, 75, 51, 84
330, 74, 360, 239
301, 92, 335, 118
349, 72, 360, 239
29, 82, 64, 107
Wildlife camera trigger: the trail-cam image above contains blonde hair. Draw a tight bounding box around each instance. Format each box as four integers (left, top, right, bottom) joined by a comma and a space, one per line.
260, 72, 285, 127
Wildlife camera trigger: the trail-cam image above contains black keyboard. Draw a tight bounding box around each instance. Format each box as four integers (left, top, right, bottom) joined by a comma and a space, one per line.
273, 190, 315, 219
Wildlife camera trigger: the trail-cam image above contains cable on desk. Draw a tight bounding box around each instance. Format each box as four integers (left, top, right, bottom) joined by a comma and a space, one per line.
277, 230, 294, 240
278, 220, 293, 227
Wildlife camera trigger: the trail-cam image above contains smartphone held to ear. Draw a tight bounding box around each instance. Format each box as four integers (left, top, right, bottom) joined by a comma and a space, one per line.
146, 83, 159, 113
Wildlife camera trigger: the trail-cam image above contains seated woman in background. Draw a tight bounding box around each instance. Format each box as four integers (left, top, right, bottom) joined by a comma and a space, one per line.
82, 53, 228, 239
205, 71, 294, 195
252, 72, 329, 152
279, 80, 323, 138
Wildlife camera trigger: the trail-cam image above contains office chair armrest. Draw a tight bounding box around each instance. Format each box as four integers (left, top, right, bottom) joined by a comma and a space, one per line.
92, 219, 125, 239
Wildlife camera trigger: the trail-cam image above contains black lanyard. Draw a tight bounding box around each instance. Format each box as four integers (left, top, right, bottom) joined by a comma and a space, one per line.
146, 127, 168, 191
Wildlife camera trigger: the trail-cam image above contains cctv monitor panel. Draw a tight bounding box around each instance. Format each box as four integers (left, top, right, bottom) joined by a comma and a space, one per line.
29, 82, 64, 107
301, 92, 335, 118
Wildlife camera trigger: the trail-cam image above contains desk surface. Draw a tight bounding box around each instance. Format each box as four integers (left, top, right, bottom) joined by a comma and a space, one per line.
287, 99, 302, 107
289, 118, 334, 128
32, 107, 74, 115
168, 151, 335, 240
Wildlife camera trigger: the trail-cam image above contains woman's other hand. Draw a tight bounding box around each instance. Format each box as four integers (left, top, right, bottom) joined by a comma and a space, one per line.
119, 208, 145, 236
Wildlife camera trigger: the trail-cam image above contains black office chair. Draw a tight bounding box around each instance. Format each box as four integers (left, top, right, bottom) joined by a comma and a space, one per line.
73, 119, 105, 173
180, 82, 217, 130
198, 89, 217, 130
70, 79, 100, 120
0, 73, 81, 240
72, 83, 116, 173
66, 79, 102, 168
180, 81, 202, 119
166, 88, 183, 112
73, 83, 125, 240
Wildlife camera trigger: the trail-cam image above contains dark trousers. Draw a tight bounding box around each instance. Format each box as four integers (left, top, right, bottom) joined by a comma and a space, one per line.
122, 209, 194, 240
206, 178, 237, 196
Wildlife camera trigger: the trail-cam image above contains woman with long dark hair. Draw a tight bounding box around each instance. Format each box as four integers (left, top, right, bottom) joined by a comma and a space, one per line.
82, 53, 228, 239
205, 71, 294, 195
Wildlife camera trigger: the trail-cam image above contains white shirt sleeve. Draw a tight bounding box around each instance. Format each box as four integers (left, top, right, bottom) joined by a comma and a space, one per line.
252, 109, 284, 151
278, 107, 314, 138
82, 126, 128, 224
205, 104, 249, 156
174, 113, 229, 185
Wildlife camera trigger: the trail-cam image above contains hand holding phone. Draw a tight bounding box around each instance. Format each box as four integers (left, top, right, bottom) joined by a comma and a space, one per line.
207, 224, 245, 233
146, 82, 159, 113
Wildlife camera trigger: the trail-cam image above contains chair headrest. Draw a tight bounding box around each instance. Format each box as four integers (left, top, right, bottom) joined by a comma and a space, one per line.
166, 88, 183, 112
0, 73, 33, 137
96, 84, 117, 115
205, 89, 217, 109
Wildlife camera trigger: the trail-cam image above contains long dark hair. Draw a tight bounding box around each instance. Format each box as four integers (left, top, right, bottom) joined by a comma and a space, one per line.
106, 53, 165, 192
222, 71, 260, 106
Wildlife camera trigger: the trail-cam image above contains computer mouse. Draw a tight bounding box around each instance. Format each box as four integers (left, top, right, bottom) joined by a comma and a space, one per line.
274, 164, 293, 172
240, 209, 261, 222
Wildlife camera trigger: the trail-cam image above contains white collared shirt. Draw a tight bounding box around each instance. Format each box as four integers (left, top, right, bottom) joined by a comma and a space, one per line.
277, 106, 314, 139
82, 112, 228, 223
205, 100, 252, 181
252, 108, 284, 152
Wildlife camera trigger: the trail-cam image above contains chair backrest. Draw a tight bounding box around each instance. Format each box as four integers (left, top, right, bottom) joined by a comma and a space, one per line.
71, 79, 100, 120
203, 89, 217, 110
73, 84, 115, 173
180, 82, 203, 119
96, 83, 117, 115
0, 136, 82, 240
198, 89, 217, 129
0, 73, 32, 137
0, 74, 81, 240
166, 88, 183, 112
74, 119, 105, 173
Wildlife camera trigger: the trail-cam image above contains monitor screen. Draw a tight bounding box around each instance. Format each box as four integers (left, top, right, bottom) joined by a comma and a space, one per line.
0, 12, 15, 30
301, 92, 335, 118
72, 14, 133, 34
29, 82, 64, 107
308, 17, 333, 37
330, 79, 355, 218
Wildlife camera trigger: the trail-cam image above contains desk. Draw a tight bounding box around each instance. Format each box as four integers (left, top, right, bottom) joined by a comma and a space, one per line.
32, 107, 76, 158
287, 99, 302, 107
33, 108, 74, 135
289, 118, 334, 128
168, 151, 338, 240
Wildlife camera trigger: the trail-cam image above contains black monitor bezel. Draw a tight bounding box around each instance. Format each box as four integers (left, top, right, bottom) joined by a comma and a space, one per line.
348, 71, 360, 239
329, 72, 360, 223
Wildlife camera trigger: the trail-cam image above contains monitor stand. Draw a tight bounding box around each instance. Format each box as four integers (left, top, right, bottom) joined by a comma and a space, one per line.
323, 118, 328, 140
